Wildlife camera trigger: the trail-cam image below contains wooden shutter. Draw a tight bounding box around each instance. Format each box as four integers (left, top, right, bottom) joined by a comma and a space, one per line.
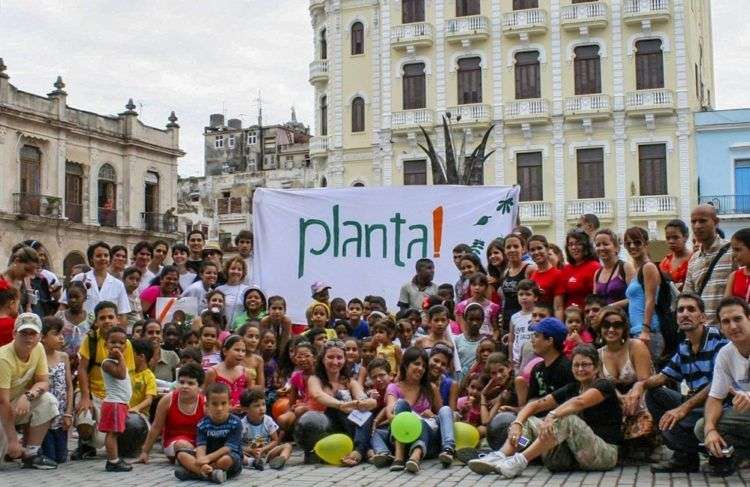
320, 29, 327, 60
636, 39, 664, 90
457, 0, 480, 16
638, 144, 668, 195
574, 45, 601, 95
352, 97, 365, 132
403, 160, 427, 185
403, 0, 425, 23
457, 57, 482, 104
577, 148, 605, 199
351, 22, 364, 55
515, 51, 540, 99
320, 96, 328, 136
403, 63, 426, 109
517, 152, 543, 201
513, 0, 538, 10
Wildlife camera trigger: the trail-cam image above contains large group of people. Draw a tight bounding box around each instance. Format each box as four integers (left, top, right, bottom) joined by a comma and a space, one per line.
1, 204, 750, 482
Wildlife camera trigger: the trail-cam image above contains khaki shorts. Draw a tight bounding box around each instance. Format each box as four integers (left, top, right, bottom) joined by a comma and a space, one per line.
74, 391, 105, 448
14, 392, 59, 427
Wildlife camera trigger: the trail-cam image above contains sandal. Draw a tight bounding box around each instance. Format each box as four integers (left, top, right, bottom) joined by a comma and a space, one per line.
268, 456, 286, 470
341, 451, 363, 467
439, 448, 454, 468
405, 459, 421, 473
389, 459, 405, 472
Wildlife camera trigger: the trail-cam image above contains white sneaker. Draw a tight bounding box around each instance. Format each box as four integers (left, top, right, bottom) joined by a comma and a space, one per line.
496, 452, 528, 479
467, 450, 507, 475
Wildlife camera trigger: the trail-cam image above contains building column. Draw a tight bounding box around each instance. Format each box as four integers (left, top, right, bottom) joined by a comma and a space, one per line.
552, 118, 566, 245
491, 0, 504, 185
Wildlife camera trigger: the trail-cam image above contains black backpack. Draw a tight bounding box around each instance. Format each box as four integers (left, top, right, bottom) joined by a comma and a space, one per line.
638, 264, 679, 362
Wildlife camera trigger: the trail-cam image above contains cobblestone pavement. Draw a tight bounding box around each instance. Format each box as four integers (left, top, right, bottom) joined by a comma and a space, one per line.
3, 449, 750, 487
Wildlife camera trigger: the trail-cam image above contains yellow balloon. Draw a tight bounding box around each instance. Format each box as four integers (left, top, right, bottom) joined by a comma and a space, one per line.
314, 433, 354, 466
454, 422, 480, 450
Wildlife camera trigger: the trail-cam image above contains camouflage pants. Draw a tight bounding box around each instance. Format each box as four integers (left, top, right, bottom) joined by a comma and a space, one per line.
523, 415, 619, 472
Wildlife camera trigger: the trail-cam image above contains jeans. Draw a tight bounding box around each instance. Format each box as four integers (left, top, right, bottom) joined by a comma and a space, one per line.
325, 407, 374, 456
371, 399, 455, 458
645, 387, 702, 461
41, 428, 68, 463
487, 411, 517, 450
695, 408, 750, 460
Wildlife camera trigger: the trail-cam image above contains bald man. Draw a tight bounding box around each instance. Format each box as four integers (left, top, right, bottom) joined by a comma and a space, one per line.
683, 204, 735, 323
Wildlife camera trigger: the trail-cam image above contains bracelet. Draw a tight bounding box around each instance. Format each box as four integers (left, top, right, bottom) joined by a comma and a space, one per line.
511, 421, 523, 428
63, 413, 73, 418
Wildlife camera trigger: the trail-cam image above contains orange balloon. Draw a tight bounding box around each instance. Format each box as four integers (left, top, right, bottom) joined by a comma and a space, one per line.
272, 397, 290, 419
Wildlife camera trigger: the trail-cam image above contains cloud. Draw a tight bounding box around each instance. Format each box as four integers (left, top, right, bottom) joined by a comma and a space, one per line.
1, 0, 745, 176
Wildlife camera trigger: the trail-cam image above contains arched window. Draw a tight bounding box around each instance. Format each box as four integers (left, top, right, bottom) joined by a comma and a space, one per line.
352, 182, 365, 187
351, 22, 364, 55
98, 164, 117, 227
19, 145, 42, 214
320, 29, 328, 60
320, 96, 328, 136
352, 97, 365, 132
320, 176, 328, 188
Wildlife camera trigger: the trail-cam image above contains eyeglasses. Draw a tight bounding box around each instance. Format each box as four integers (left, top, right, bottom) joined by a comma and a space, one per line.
572, 362, 594, 370
324, 340, 345, 349
603, 321, 625, 330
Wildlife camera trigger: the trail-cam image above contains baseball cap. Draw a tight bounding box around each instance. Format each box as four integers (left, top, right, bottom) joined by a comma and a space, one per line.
530, 317, 567, 346
202, 242, 223, 256
14, 313, 42, 334
310, 281, 332, 295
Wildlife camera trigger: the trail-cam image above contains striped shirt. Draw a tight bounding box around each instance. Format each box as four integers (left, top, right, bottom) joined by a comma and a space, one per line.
683, 237, 735, 324
660, 325, 727, 393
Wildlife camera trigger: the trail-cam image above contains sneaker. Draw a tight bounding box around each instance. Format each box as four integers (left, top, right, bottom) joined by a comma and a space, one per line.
252, 458, 265, 471
174, 464, 195, 481
496, 453, 528, 479
467, 450, 506, 475
389, 459, 405, 472
22, 454, 57, 470
438, 448, 454, 468
405, 459, 421, 473
650, 456, 699, 473
369, 453, 393, 469
70, 444, 97, 461
268, 456, 286, 470
210, 469, 227, 484
105, 458, 133, 472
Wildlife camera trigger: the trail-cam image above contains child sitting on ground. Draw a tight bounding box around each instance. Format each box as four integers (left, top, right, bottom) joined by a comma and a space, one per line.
99, 326, 133, 472
240, 388, 292, 471
175, 383, 243, 483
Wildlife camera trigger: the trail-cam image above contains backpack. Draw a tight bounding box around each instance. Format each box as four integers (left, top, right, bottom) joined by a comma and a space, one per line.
638, 264, 680, 361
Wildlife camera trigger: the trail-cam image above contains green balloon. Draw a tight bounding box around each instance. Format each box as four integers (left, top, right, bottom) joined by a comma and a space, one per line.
391, 411, 422, 444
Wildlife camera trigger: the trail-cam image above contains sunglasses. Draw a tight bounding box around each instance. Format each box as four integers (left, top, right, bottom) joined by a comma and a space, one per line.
603, 320, 626, 329
324, 340, 345, 348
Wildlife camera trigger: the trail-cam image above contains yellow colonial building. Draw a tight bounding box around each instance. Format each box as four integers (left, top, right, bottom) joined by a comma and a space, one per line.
308, 0, 713, 243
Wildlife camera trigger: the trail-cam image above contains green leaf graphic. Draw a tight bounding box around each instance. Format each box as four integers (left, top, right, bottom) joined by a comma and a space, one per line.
474, 215, 491, 226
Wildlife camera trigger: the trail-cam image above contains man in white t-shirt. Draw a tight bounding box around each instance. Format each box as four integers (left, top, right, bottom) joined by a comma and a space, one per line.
695, 297, 750, 477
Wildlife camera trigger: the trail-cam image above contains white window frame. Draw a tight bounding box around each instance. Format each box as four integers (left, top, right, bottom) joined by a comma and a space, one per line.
247, 132, 257, 145
215, 135, 224, 149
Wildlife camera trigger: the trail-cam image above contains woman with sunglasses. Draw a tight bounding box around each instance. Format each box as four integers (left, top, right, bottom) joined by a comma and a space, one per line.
305, 340, 377, 467
480, 344, 622, 479
596, 306, 654, 453
623, 227, 664, 360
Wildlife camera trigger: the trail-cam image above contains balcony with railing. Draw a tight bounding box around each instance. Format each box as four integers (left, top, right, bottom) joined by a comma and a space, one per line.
217, 197, 243, 216
445, 15, 490, 46
13, 193, 63, 219
502, 9, 548, 40
309, 136, 329, 157
98, 208, 117, 227
564, 94, 612, 120
442, 104, 492, 128
560, 2, 608, 34
625, 89, 675, 116
391, 108, 434, 133
566, 198, 615, 221
628, 195, 678, 218
519, 201, 553, 223
503, 99, 550, 125
391, 22, 434, 51
699, 195, 750, 215
142, 212, 178, 233
623, 0, 671, 26
309, 60, 329, 85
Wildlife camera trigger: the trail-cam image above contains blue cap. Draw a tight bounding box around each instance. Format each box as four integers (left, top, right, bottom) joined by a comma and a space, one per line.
531, 317, 568, 346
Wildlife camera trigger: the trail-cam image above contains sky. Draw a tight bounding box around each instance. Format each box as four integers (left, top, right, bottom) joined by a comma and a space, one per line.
1, 0, 748, 177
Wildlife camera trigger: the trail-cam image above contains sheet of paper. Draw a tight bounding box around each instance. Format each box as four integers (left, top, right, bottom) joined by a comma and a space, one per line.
348, 409, 372, 427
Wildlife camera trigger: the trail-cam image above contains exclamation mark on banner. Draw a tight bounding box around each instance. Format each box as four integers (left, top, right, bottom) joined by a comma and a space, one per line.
433, 206, 443, 257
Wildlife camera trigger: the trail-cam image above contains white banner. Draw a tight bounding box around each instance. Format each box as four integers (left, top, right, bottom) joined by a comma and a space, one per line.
252, 185, 519, 324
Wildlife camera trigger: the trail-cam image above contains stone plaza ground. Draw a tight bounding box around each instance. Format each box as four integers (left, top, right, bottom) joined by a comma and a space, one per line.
3, 449, 750, 487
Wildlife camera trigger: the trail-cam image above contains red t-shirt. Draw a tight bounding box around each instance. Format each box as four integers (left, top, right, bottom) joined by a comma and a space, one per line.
732, 267, 750, 302
530, 267, 564, 305
562, 260, 601, 309
0, 316, 14, 346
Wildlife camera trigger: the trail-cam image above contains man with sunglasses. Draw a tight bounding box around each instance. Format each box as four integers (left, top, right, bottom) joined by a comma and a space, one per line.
628, 293, 726, 473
